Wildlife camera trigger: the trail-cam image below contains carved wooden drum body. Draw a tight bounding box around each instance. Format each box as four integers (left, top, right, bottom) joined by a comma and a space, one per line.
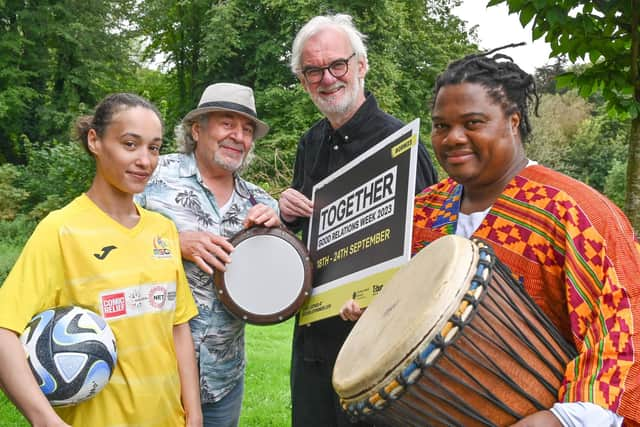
332, 235, 576, 426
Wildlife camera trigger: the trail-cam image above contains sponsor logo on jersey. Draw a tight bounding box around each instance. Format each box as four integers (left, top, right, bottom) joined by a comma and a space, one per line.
94, 245, 117, 260
101, 292, 127, 318
148, 285, 167, 309
99, 282, 177, 320
153, 236, 172, 259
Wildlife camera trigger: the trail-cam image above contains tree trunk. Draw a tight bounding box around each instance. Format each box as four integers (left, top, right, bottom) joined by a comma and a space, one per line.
627, 118, 640, 232
625, 0, 640, 232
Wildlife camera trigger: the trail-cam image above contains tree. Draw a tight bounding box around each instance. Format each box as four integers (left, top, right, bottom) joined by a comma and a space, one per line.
0, 0, 139, 163
527, 91, 591, 171
0, 0, 477, 217
0, 163, 29, 220
534, 57, 569, 94
136, 0, 476, 189
488, 0, 640, 229
564, 110, 629, 193
605, 159, 627, 208
19, 139, 95, 219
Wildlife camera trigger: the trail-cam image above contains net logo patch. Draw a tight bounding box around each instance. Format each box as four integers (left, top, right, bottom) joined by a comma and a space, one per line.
148, 285, 167, 309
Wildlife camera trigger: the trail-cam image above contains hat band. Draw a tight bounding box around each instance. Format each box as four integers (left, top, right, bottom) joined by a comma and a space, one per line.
198, 101, 258, 118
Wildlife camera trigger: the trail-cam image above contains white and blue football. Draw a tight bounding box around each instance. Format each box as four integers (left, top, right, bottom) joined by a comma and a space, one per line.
20, 306, 117, 406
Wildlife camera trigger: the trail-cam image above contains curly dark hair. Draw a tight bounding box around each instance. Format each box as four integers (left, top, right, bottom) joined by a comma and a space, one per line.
433, 43, 540, 142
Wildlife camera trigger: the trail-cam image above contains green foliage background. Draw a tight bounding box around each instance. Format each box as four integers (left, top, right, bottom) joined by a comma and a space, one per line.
489, 0, 640, 234
0, 0, 634, 275
1, 0, 475, 213
0, 0, 636, 422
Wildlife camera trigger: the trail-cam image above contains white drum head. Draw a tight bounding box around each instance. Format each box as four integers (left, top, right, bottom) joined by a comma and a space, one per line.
225, 234, 305, 314
214, 226, 312, 325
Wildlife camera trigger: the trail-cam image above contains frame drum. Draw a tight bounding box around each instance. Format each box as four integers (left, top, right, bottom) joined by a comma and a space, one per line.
214, 226, 312, 325
332, 235, 577, 426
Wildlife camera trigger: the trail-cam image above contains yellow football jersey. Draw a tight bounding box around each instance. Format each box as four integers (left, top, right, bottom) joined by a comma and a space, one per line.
0, 194, 198, 426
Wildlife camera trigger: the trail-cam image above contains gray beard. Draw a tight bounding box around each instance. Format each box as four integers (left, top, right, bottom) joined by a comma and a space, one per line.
213, 157, 241, 172
313, 77, 364, 118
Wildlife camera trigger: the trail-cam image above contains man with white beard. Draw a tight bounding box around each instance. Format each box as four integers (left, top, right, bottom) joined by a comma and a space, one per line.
279, 14, 438, 427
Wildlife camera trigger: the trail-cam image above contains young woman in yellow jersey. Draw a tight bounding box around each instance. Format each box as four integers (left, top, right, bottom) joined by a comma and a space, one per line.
0, 93, 202, 426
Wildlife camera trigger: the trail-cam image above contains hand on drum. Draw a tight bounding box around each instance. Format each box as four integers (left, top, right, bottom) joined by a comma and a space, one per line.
179, 231, 234, 274
278, 188, 313, 223
339, 299, 364, 322
510, 410, 562, 427
243, 203, 281, 228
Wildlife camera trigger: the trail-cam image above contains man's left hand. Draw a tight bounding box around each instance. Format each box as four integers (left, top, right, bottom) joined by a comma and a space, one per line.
244, 203, 281, 228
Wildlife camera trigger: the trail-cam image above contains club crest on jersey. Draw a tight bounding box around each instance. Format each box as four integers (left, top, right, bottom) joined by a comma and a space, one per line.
152, 236, 172, 259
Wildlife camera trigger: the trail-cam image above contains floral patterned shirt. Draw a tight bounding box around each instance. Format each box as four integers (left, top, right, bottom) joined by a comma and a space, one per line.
136, 152, 278, 403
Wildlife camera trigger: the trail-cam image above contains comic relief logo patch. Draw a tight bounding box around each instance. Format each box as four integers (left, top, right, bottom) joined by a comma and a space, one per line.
153, 236, 172, 259
101, 292, 127, 319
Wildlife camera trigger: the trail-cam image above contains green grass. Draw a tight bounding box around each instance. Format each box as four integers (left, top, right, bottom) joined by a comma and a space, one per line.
0, 395, 27, 427
0, 320, 293, 426
242, 320, 293, 426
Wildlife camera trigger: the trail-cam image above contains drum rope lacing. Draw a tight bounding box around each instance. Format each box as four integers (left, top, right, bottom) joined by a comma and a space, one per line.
344, 239, 578, 426
492, 260, 578, 363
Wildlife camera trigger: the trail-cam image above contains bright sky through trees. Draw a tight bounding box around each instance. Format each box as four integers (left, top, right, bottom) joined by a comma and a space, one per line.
452, 1, 554, 73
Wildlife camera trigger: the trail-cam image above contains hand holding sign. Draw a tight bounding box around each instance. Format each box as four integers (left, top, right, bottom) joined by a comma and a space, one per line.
279, 188, 314, 223
299, 119, 421, 324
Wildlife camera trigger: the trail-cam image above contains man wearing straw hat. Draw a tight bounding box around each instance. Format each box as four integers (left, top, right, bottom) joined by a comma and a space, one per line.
137, 82, 280, 427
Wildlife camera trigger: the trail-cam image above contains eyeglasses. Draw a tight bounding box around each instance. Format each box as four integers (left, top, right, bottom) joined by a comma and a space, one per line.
302, 53, 356, 84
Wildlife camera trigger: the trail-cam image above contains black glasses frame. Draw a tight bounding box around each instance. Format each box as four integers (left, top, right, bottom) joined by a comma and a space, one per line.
302, 52, 356, 83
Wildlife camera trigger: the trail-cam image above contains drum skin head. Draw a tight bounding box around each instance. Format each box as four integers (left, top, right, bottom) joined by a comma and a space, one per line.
214, 226, 312, 325
226, 235, 304, 313
333, 235, 479, 401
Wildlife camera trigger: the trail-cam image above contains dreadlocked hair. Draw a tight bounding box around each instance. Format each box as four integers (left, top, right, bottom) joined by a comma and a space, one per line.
433, 43, 540, 142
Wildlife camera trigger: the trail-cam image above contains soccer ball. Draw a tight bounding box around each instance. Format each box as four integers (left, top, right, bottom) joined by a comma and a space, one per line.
20, 306, 117, 406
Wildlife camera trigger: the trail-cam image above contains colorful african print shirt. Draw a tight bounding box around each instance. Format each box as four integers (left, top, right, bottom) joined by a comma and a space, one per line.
136, 152, 278, 404
413, 165, 640, 426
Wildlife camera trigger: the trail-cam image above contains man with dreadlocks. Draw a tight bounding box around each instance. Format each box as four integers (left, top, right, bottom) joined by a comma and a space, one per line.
341, 48, 640, 426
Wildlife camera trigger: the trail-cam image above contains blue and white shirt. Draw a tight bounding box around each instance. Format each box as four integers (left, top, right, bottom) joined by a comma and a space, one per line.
136, 152, 278, 403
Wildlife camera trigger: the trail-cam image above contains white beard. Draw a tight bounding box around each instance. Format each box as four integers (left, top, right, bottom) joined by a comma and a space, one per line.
311, 74, 364, 117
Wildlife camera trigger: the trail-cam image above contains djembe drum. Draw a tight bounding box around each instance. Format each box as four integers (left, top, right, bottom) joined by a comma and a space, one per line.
332, 235, 577, 427
214, 226, 312, 325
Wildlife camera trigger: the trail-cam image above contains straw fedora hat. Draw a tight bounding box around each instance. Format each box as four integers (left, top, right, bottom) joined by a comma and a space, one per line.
182, 83, 269, 140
